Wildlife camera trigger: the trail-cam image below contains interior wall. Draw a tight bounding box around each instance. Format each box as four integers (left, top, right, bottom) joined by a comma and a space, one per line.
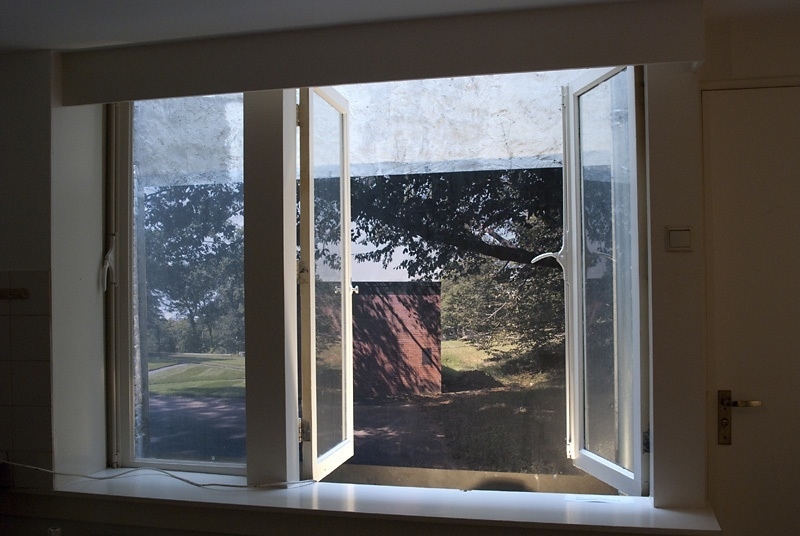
644, 62, 705, 508
0, 51, 52, 271
50, 74, 106, 480
60, 0, 703, 105
702, 13, 800, 85
700, 11, 800, 536
0, 50, 54, 491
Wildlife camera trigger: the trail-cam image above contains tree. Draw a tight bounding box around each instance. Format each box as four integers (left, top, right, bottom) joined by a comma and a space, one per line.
142, 182, 244, 353
317, 167, 567, 371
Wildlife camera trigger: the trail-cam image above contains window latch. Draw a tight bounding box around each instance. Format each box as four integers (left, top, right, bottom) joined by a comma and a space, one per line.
102, 234, 117, 291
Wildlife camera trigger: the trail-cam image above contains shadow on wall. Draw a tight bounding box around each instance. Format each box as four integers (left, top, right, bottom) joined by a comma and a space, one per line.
352, 281, 441, 399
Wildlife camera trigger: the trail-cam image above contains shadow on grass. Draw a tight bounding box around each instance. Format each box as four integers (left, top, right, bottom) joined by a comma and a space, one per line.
350, 380, 577, 475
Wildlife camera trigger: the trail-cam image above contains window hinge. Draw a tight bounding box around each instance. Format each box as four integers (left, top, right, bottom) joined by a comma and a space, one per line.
642, 426, 651, 454
296, 104, 302, 128
298, 260, 310, 284
300, 419, 311, 442
561, 89, 567, 111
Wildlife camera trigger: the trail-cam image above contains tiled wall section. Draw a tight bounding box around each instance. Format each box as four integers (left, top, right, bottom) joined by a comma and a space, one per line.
0, 270, 53, 489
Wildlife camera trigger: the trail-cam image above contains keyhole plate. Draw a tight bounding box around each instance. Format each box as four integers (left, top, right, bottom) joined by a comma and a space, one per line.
718, 390, 732, 445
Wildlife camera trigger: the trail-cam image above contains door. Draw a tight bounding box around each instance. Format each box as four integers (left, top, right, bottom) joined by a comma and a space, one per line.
298, 87, 355, 481
704, 86, 800, 535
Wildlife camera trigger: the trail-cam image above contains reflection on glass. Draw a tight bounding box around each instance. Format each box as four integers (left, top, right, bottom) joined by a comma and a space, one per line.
132, 94, 245, 463
578, 70, 636, 471
313, 92, 346, 455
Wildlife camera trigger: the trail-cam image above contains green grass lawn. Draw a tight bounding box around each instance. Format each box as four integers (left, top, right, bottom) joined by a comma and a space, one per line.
441, 340, 491, 371
148, 353, 245, 397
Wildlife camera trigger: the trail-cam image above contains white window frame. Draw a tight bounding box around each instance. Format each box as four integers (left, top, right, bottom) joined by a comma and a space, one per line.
561, 66, 649, 496
298, 86, 355, 481
114, 71, 647, 493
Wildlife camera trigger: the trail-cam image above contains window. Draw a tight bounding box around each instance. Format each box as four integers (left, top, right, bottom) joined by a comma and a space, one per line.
112, 67, 647, 493
562, 67, 648, 495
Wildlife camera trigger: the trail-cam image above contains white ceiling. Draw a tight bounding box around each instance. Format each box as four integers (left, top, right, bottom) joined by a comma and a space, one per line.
0, 0, 798, 52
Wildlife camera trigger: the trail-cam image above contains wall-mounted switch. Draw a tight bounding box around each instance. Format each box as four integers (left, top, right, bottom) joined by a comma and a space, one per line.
665, 226, 692, 252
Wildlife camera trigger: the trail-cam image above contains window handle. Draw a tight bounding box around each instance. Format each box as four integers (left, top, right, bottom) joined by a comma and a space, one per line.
531, 245, 566, 270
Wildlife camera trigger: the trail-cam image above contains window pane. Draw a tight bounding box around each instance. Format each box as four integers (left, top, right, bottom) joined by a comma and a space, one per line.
323, 73, 616, 493
312, 92, 347, 454
132, 94, 245, 464
578, 70, 636, 470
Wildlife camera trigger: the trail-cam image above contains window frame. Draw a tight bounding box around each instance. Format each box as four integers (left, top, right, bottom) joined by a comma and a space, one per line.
561, 66, 649, 496
113, 70, 647, 493
298, 86, 355, 481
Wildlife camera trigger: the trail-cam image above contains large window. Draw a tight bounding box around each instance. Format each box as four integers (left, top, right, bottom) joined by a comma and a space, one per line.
113, 67, 646, 493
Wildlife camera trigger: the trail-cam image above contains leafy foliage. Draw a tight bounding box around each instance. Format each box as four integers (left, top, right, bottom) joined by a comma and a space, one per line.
142, 182, 244, 354
142, 167, 574, 372
318, 167, 567, 370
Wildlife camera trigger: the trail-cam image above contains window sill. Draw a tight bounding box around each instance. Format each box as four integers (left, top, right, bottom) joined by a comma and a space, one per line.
43, 469, 722, 534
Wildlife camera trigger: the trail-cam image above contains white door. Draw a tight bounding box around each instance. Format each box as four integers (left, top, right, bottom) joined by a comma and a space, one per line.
704, 86, 800, 535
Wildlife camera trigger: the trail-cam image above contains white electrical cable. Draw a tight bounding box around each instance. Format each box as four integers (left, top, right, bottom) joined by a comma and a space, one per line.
0, 459, 316, 490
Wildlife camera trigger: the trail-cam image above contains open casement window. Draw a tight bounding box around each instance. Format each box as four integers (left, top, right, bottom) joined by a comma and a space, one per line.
559, 66, 649, 496
298, 87, 355, 481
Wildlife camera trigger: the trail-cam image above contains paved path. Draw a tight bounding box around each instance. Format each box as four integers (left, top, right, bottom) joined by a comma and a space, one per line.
146, 395, 453, 468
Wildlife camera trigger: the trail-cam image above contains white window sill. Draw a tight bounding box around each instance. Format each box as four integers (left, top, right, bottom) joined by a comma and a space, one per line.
52, 469, 720, 534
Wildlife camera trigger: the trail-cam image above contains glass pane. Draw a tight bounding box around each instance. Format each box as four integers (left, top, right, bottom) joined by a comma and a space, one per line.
132, 94, 245, 463
578, 70, 637, 470
321, 73, 616, 494
312, 92, 347, 455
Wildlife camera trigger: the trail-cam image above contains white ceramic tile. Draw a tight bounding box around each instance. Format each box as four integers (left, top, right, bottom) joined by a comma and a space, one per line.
12, 405, 52, 452
9, 270, 51, 316
0, 454, 10, 488
0, 406, 12, 451
10, 316, 50, 361
0, 361, 11, 406
0, 316, 10, 361
0, 271, 9, 315
11, 450, 53, 489
11, 361, 51, 407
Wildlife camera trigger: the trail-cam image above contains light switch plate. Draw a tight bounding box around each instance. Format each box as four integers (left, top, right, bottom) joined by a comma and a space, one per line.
665, 226, 693, 252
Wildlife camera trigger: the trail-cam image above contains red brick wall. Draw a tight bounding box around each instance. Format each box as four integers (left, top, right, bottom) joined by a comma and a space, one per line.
352, 281, 441, 399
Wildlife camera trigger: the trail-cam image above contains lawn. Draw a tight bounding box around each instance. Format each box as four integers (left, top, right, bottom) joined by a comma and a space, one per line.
441, 339, 557, 389
147, 353, 245, 397
146, 345, 572, 477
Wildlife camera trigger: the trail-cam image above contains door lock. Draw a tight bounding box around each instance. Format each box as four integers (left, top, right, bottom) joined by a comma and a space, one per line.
718, 390, 763, 445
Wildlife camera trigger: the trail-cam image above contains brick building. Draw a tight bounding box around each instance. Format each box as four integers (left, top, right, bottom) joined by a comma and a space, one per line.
352, 281, 441, 399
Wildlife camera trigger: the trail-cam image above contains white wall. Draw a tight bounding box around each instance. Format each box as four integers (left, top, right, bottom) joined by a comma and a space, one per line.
50, 84, 106, 479
645, 62, 706, 508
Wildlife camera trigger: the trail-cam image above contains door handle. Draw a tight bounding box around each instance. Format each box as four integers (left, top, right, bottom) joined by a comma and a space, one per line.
718, 389, 763, 445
